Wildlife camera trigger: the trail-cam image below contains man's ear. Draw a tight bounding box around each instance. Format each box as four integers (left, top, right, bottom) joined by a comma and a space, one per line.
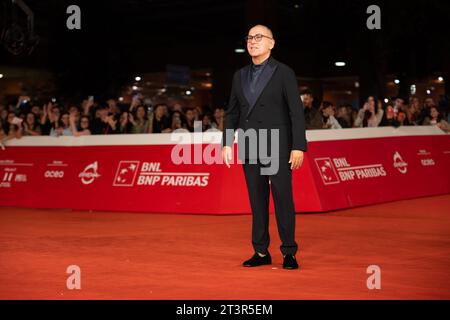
270, 39, 275, 50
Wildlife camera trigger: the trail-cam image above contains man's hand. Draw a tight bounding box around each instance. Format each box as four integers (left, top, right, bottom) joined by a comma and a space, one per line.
222, 146, 233, 168
289, 150, 304, 170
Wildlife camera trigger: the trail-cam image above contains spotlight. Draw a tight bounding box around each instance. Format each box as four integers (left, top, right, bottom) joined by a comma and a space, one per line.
118, 97, 124, 102
335, 62, 346, 67
384, 98, 389, 103
234, 48, 245, 53
132, 86, 138, 90
135, 76, 141, 81
438, 76, 444, 82
394, 79, 400, 84
426, 90, 431, 95
185, 90, 192, 95
0, 74, 3, 79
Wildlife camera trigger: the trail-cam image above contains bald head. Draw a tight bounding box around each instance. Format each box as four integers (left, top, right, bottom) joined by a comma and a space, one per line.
246, 24, 275, 63
249, 24, 273, 39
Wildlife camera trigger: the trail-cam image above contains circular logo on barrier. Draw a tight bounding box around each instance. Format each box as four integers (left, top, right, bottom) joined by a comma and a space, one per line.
79, 161, 101, 185
393, 151, 408, 174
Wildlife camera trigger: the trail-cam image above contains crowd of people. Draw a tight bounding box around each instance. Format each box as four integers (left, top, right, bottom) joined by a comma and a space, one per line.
1, 90, 449, 147
0, 95, 226, 144
300, 90, 450, 132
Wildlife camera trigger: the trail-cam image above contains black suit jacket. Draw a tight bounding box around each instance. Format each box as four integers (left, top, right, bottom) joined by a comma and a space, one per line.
222, 56, 307, 160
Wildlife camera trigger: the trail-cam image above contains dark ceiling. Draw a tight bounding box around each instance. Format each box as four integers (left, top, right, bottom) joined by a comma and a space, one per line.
1, 0, 450, 102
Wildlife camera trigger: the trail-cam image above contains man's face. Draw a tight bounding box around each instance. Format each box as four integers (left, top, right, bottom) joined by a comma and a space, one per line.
425, 98, 435, 108
98, 108, 108, 120
69, 106, 79, 116
395, 98, 404, 108
173, 103, 182, 112
301, 94, 313, 108
31, 106, 41, 115
155, 105, 166, 118
246, 26, 274, 58
337, 107, 347, 117
107, 99, 116, 108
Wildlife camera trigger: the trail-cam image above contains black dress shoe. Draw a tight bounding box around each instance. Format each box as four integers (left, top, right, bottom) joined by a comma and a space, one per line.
283, 254, 299, 269
243, 252, 272, 267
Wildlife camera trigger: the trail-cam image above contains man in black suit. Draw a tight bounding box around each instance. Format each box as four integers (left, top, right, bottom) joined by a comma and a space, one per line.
222, 25, 307, 270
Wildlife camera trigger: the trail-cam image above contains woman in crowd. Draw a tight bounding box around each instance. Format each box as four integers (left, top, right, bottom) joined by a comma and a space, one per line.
129, 105, 149, 134
211, 107, 225, 131
50, 112, 72, 136
423, 106, 450, 132
4, 112, 17, 135
118, 111, 133, 134
70, 113, 91, 136
149, 104, 171, 133
170, 111, 187, 132
396, 111, 410, 126
40, 103, 61, 135
354, 96, 384, 127
407, 96, 421, 125
23, 112, 42, 136
184, 108, 196, 132
1, 112, 23, 146
379, 104, 400, 127
200, 113, 214, 131
0, 119, 6, 150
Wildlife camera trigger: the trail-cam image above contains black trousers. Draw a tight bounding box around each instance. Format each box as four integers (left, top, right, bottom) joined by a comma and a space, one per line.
242, 158, 298, 256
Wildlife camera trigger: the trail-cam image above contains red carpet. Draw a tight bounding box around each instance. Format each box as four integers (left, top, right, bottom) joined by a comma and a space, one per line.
1, 194, 449, 299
